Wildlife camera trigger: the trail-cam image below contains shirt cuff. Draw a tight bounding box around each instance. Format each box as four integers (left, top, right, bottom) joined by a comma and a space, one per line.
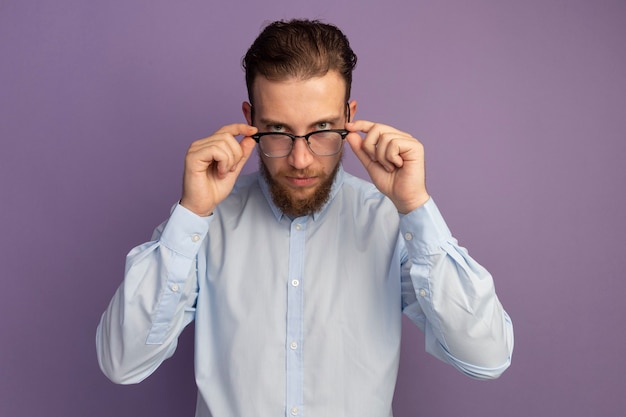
399, 198, 452, 255
159, 203, 213, 259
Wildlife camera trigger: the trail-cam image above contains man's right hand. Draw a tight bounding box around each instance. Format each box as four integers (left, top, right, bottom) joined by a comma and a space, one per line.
180, 124, 258, 216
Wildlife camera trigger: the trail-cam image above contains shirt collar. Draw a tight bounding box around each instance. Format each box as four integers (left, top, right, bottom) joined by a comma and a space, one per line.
257, 165, 345, 222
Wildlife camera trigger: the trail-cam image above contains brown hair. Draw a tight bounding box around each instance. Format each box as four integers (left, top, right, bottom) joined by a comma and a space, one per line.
242, 19, 357, 104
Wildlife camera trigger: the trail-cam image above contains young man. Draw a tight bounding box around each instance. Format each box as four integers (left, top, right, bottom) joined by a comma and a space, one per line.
97, 19, 513, 417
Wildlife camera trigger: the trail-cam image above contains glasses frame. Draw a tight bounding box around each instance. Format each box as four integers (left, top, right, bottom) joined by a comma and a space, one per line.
251, 129, 350, 158
250, 103, 351, 158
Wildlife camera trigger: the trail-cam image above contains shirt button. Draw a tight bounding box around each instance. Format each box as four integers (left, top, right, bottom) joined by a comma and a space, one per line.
419, 288, 426, 297
290, 341, 298, 350
171, 284, 180, 292
290, 407, 299, 415
295, 224, 302, 231
191, 234, 201, 242
404, 232, 413, 241
291, 279, 300, 287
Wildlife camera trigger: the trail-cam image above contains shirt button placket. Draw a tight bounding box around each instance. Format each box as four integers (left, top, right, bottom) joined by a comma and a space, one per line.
286, 219, 306, 417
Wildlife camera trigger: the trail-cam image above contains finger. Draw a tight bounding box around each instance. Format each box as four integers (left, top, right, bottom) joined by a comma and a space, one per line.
187, 137, 239, 178
382, 137, 405, 169
353, 122, 391, 164
191, 125, 256, 174
345, 119, 376, 134
216, 147, 238, 177
347, 120, 411, 137
346, 120, 415, 169
375, 133, 406, 171
214, 123, 258, 139
205, 143, 238, 178
211, 124, 258, 172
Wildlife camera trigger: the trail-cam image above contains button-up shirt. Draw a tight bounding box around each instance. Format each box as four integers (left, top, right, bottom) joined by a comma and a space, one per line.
97, 166, 513, 417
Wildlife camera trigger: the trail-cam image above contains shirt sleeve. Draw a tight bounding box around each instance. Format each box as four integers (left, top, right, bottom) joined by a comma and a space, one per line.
399, 198, 514, 380
95, 203, 212, 384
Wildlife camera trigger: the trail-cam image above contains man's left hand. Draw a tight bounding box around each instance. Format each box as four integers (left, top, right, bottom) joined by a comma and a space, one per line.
346, 120, 430, 214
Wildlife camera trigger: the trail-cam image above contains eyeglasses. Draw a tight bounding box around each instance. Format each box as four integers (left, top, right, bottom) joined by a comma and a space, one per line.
252, 129, 349, 158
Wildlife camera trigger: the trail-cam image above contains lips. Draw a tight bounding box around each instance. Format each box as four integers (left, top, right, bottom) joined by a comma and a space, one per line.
286, 176, 318, 187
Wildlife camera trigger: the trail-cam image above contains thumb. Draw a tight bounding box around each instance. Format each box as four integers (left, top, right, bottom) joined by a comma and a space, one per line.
346, 132, 373, 167
232, 136, 257, 173
240, 136, 257, 161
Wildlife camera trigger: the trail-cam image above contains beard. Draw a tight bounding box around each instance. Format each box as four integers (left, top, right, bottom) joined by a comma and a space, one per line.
259, 155, 341, 218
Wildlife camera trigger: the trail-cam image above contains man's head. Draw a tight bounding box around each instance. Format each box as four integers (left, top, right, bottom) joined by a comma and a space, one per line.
242, 19, 358, 218
242, 19, 357, 105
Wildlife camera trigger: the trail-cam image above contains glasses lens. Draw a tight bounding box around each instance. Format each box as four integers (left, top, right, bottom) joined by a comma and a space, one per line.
308, 131, 343, 156
259, 134, 293, 157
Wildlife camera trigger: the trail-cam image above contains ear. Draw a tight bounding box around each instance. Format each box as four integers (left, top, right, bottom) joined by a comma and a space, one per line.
242, 102, 253, 125
348, 100, 357, 122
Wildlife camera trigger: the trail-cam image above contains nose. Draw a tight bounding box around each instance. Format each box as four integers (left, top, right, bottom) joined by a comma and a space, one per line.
287, 137, 315, 169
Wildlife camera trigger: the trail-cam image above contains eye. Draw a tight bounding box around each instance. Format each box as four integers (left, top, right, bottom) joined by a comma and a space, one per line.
269, 124, 285, 132
316, 122, 330, 130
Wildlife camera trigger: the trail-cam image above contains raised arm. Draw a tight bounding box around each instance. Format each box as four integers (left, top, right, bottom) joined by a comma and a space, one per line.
96, 123, 257, 383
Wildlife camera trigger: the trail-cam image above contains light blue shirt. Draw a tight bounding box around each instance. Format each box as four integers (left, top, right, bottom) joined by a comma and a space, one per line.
97, 166, 513, 417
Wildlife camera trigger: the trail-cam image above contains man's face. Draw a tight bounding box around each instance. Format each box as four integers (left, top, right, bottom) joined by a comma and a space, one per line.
243, 71, 356, 217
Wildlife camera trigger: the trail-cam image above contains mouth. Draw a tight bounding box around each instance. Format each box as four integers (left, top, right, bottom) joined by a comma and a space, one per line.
285, 176, 318, 188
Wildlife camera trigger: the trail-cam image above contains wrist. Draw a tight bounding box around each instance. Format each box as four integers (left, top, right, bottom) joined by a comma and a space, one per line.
395, 193, 430, 214
179, 198, 215, 217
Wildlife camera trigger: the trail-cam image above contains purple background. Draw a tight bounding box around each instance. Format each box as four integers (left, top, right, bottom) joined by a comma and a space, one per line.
1, 1, 625, 416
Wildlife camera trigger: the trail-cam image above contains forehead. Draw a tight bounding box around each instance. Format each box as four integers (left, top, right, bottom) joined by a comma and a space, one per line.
252, 71, 346, 126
